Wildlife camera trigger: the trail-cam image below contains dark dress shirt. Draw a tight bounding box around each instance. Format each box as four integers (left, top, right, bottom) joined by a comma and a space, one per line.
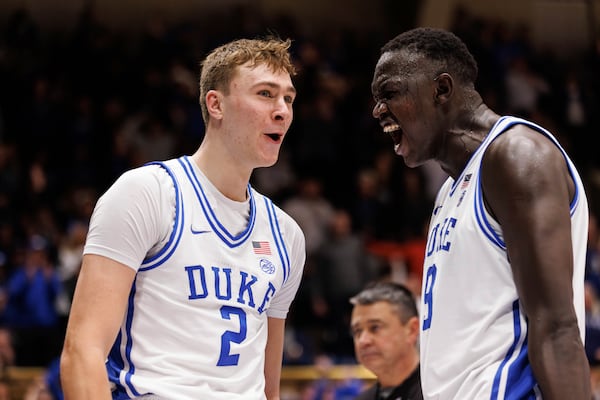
353, 365, 422, 400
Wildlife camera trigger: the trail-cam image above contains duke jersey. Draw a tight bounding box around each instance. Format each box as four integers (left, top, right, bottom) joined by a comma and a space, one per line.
419, 117, 588, 399
87, 156, 305, 399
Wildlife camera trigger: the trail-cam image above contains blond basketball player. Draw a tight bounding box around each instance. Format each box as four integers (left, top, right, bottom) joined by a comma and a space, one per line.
60, 37, 306, 400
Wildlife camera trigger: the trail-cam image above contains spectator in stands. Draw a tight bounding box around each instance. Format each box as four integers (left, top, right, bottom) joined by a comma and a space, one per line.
0, 327, 15, 371
3, 235, 63, 366
313, 209, 380, 360
586, 211, 600, 295
283, 176, 335, 356
283, 176, 334, 258
55, 220, 88, 329
349, 281, 422, 400
504, 54, 550, 118
351, 166, 391, 242
0, 377, 9, 400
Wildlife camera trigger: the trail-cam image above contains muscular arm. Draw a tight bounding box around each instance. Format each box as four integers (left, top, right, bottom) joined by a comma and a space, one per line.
481, 126, 590, 399
264, 317, 286, 400
60, 254, 136, 399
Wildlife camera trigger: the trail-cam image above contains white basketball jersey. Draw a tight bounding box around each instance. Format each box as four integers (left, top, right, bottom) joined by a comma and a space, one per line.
419, 116, 588, 399
102, 156, 305, 399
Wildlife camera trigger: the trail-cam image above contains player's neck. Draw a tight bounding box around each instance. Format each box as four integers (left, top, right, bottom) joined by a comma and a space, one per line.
190, 146, 250, 202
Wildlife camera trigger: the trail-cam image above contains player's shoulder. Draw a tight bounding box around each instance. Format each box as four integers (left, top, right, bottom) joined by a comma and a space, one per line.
253, 190, 304, 237
274, 204, 306, 250
490, 118, 560, 157
115, 161, 176, 191
275, 203, 303, 234
485, 122, 564, 176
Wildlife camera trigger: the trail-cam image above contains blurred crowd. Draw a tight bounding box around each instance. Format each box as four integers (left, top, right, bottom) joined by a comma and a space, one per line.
0, 2, 600, 399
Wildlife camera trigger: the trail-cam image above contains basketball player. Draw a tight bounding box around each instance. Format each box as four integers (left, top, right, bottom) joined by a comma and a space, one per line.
350, 281, 422, 400
60, 37, 306, 399
371, 27, 590, 399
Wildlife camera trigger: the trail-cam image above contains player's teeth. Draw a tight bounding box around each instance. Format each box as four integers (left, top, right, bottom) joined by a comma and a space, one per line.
383, 124, 400, 133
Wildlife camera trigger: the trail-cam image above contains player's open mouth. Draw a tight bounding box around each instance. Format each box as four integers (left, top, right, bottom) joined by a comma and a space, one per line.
265, 133, 282, 143
383, 123, 400, 134
383, 123, 402, 144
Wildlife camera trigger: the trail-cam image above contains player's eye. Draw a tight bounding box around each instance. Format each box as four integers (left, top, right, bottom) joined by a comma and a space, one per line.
380, 90, 396, 101
258, 90, 273, 98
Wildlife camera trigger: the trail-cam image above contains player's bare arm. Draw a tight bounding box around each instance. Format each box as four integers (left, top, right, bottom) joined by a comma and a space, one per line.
61, 255, 136, 399
264, 317, 286, 400
480, 125, 591, 399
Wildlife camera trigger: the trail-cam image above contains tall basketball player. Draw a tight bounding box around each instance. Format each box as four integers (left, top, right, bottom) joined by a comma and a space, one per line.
371, 28, 590, 399
60, 37, 306, 399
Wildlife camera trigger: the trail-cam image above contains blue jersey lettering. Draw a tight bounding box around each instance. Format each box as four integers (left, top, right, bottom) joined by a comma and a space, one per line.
186, 265, 275, 313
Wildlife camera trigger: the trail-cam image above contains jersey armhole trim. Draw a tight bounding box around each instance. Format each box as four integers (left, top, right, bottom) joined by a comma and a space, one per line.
265, 197, 290, 284
140, 162, 185, 271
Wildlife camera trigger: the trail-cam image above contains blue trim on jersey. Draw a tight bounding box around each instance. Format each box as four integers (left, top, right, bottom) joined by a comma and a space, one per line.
565, 160, 580, 217
139, 162, 185, 271
122, 281, 140, 397
264, 197, 290, 283
473, 115, 583, 251
504, 340, 537, 400
491, 301, 537, 400
106, 282, 141, 398
179, 156, 256, 248
474, 172, 506, 250
471, 118, 509, 250
106, 332, 124, 392
488, 117, 581, 216
570, 187, 579, 217
449, 117, 508, 196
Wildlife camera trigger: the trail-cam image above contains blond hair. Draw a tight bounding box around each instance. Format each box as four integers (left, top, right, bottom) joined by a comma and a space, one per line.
199, 37, 296, 124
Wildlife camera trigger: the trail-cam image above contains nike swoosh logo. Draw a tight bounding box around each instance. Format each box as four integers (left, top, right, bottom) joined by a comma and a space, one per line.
190, 226, 211, 235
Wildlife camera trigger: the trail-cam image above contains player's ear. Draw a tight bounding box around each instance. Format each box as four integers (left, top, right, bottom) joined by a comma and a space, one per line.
206, 90, 224, 120
433, 73, 453, 104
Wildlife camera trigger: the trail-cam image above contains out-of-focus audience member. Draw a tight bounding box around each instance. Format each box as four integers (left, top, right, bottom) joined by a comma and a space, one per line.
283, 177, 335, 258
0, 327, 15, 370
55, 220, 88, 327
2, 235, 63, 367
283, 176, 335, 360
0, 378, 9, 400
586, 212, 600, 369
586, 212, 600, 295
313, 209, 380, 360
586, 281, 600, 366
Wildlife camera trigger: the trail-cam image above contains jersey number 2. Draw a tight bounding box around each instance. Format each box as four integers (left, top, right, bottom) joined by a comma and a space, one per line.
422, 264, 437, 330
217, 306, 247, 366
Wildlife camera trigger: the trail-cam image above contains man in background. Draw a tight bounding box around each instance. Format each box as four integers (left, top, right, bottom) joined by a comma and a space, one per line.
350, 281, 422, 400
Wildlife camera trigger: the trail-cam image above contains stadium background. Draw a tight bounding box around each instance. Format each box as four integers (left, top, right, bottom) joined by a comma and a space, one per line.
0, 0, 600, 399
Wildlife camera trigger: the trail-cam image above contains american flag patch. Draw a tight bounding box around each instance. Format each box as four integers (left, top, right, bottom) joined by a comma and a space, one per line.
252, 241, 271, 255
460, 174, 472, 189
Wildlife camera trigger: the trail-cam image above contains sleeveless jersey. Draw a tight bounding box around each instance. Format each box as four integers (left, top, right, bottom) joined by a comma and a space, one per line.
89, 156, 305, 399
419, 116, 588, 399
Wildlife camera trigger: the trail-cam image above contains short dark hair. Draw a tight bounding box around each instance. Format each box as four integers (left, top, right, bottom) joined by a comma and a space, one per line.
350, 281, 418, 323
381, 27, 478, 85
